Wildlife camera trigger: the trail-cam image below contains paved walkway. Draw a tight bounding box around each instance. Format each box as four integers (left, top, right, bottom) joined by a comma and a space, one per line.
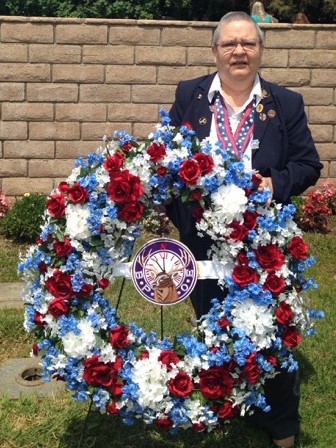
0, 282, 24, 309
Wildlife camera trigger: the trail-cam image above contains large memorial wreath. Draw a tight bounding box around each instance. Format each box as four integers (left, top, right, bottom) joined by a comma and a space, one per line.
19, 109, 323, 433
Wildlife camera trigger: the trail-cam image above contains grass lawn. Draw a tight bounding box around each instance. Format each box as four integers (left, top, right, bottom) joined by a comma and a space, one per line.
0, 227, 335, 448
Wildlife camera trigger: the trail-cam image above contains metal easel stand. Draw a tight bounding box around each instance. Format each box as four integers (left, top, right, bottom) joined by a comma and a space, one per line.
77, 397, 93, 448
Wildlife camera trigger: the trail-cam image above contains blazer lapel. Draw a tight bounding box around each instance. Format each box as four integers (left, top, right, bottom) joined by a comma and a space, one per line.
252, 78, 277, 157
193, 74, 216, 140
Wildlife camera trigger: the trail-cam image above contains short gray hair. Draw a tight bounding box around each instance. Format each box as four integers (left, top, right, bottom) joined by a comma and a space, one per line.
212, 11, 265, 45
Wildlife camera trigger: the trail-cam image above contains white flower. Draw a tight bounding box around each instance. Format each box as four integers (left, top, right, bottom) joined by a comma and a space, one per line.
130, 348, 173, 410
65, 203, 91, 240
210, 184, 248, 224
231, 299, 277, 349
62, 319, 99, 358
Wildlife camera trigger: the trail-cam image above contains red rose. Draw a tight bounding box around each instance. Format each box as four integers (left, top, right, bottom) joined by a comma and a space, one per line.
193, 422, 206, 432
109, 324, 130, 348
282, 326, 303, 347
122, 142, 137, 152
252, 174, 262, 189
188, 189, 203, 202
48, 297, 70, 318
32, 343, 39, 356
179, 159, 201, 185
38, 261, 49, 273
192, 205, 205, 222
83, 354, 122, 387
255, 243, 285, 272
243, 353, 261, 384
157, 166, 167, 176
266, 355, 277, 366
168, 371, 193, 397
98, 278, 110, 289
158, 350, 180, 370
237, 250, 249, 265
217, 401, 239, 419
103, 152, 125, 173
34, 311, 47, 327
198, 365, 234, 399
110, 378, 124, 396
193, 153, 214, 175
228, 221, 249, 241
47, 194, 65, 218
182, 121, 193, 129
138, 349, 149, 360
58, 181, 70, 193
83, 360, 111, 387
53, 238, 72, 257
276, 301, 294, 324
106, 400, 119, 414
67, 182, 89, 204
45, 270, 74, 300
155, 416, 173, 431
107, 170, 143, 203
243, 210, 259, 230
232, 265, 259, 287
263, 273, 286, 294
118, 201, 144, 222
147, 142, 166, 162
78, 283, 94, 298
287, 236, 310, 260
217, 317, 230, 328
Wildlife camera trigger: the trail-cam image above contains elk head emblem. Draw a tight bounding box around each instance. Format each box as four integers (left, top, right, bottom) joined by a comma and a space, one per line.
138, 249, 191, 304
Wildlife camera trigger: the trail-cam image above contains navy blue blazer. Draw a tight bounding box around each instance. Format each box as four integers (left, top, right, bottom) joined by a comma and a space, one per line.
166, 73, 323, 262
169, 72, 322, 204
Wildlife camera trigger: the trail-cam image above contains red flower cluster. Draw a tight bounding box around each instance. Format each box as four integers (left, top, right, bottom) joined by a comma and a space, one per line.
198, 364, 235, 399
179, 153, 214, 185
83, 354, 123, 395
46, 182, 89, 218
298, 182, 336, 233
107, 169, 144, 222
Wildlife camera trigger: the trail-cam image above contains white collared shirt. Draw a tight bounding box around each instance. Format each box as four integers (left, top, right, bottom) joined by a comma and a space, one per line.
208, 73, 262, 169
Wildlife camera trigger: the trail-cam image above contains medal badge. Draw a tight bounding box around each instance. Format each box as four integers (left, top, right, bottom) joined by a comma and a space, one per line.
131, 238, 198, 305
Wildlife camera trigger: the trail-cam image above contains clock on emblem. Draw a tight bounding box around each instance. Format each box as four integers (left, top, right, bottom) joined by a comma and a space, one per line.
131, 238, 198, 306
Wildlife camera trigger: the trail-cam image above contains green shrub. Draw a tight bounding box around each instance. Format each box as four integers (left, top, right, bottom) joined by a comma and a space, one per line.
0, 193, 46, 243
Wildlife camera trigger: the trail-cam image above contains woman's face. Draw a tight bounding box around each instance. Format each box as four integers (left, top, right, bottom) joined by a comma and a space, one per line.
212, 20, 263, 86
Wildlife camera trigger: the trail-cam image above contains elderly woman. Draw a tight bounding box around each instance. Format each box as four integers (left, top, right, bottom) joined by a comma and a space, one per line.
166, 11, 322, 448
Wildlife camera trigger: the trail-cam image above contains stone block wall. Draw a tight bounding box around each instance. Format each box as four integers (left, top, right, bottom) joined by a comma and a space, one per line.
0, 16, 335, 200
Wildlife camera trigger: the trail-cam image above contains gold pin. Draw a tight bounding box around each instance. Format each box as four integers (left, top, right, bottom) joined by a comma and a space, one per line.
262, 89, 269, 98
256, 104, 264, 113
197, 93, 203, 100
199, 117, 207, 125
267, 109, 276, 118
259, 113, 267, 121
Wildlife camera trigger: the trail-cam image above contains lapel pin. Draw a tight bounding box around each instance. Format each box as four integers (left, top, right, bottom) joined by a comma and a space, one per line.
259, 113, 267, 121
251, 139, 260, 149
267, 109, 276, 118
197, 93, 203, 100
256, 104, 264, 113
262, 89, 270, 98
199, 117, 207, 125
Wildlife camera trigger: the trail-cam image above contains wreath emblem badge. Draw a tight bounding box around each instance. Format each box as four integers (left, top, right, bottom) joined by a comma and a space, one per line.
131, 238, 198, 305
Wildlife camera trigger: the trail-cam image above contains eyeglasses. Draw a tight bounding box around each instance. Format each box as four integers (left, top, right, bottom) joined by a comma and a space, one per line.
216, 39, 260, 54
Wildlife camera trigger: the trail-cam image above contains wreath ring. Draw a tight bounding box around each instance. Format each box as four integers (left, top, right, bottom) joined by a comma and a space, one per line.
19, 109, 323, 433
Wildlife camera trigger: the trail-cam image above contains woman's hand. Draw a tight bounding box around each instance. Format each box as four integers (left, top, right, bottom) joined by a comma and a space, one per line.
255, 173, 273, 206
